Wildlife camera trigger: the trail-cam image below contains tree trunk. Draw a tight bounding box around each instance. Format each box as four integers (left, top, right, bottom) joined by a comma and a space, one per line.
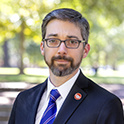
3, 40, 10, 67
19, 21, 25, 74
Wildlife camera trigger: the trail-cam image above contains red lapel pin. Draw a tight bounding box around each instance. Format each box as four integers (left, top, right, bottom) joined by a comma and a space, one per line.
74, 93, 82, 100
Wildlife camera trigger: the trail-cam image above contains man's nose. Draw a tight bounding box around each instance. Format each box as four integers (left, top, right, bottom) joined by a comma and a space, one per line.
57, 42, 67, 55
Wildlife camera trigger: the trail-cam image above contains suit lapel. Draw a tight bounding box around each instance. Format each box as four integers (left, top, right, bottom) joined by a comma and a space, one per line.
26, 80, 47, 124
53, 71, 89, 124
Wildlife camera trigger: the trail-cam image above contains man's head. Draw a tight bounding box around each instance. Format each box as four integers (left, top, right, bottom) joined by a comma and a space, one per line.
42, 8, 90, 43
41, 8, 90, 77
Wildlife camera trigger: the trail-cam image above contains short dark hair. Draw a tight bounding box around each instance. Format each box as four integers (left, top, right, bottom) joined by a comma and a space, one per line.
41, 8, 90, 43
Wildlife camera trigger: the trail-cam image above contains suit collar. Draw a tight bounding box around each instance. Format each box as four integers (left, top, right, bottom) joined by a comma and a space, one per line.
76, 69, 89, 89
54, 70, 89, 124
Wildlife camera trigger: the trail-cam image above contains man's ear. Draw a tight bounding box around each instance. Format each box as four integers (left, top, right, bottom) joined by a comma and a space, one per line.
40, 41, 44, 56
83, 43, 90, 58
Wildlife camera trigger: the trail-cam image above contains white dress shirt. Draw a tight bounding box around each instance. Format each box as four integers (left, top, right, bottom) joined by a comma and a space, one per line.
35, 70, 80, 124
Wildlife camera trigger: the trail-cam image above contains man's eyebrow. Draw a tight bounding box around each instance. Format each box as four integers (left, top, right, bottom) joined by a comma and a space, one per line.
47, 34, 58, 37
67, 35, 79, 39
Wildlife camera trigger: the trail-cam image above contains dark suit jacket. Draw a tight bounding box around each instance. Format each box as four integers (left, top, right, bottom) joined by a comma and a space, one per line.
8, 71, 124, 124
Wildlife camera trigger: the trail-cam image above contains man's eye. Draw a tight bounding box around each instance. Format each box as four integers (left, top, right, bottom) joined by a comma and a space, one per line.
70, 40, 77, 44
49, 39, 56, 43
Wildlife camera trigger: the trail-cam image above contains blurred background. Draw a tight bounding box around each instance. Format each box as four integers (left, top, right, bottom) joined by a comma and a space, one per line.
0, 0, 124, 78
0, 0, 124, 123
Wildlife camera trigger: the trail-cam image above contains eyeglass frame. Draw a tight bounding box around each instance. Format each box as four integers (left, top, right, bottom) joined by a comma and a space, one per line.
42, 38, 87, 49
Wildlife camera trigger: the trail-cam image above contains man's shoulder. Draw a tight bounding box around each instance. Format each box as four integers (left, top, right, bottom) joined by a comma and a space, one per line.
16, 79, 47, 101
86, 77, 121, 103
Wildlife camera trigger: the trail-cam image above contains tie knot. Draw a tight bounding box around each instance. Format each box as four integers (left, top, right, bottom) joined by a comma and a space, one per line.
50, 89, 60, 102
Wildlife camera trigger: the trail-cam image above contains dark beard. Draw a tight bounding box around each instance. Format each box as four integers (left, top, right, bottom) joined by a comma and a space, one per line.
44, 55, 81, 76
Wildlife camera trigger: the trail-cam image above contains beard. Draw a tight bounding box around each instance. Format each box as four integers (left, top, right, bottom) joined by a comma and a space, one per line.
44, 55, 83, 77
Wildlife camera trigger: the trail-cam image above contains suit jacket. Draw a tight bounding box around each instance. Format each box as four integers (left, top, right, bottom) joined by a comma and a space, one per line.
8, 71, 124, 124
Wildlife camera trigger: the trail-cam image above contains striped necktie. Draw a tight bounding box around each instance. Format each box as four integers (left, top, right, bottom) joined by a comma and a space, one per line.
40, 89, 60, 124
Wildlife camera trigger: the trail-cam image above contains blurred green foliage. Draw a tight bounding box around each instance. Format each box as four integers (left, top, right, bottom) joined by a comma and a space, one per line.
0, 74, 47, 83
0, 0, 124, 73
0, 74, 124, 84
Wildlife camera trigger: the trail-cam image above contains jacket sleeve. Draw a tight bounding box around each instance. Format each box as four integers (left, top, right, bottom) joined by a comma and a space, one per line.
8, 93, 20, 124
96, 96, 124, 124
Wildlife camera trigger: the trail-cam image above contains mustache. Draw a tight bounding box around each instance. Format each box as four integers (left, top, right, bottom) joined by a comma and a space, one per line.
52, 56, 73, 62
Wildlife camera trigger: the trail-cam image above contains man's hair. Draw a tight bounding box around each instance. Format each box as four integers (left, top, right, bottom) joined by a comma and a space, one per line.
41, 8, 90, 43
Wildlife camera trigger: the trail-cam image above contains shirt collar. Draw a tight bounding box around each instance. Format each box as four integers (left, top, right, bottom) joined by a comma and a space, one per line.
46, 69, 80, 100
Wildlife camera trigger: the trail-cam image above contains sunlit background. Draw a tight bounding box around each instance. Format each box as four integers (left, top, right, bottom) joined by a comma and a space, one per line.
0, 0, 124, 123
0, 0, 124, 77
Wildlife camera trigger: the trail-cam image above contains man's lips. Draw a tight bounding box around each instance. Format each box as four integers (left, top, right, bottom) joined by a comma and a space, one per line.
54, 59, 70, 64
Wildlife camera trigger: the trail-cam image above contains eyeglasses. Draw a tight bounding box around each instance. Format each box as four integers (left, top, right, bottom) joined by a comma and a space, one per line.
43, 38, 87, 49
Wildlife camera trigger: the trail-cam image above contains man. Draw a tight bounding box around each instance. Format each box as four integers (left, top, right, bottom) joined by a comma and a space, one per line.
9, 8, 124, 124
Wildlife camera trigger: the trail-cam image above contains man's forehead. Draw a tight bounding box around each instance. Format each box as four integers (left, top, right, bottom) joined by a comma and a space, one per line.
45, 19, 82, 40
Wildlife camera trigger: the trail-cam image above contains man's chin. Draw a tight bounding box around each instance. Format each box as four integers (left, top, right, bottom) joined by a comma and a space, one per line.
50, 66, 75, 77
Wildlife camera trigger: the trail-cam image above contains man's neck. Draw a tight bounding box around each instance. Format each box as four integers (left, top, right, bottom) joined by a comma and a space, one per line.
49, 68, 79, 87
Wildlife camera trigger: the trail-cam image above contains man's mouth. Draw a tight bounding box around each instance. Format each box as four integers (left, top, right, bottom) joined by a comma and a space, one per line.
55, 59, 70, 65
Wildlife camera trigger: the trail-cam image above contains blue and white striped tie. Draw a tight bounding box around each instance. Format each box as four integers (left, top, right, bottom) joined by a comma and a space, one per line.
40, 89, 60, 124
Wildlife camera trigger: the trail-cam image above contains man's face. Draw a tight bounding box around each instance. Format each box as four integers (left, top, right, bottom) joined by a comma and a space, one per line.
41, 19, 90, 76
